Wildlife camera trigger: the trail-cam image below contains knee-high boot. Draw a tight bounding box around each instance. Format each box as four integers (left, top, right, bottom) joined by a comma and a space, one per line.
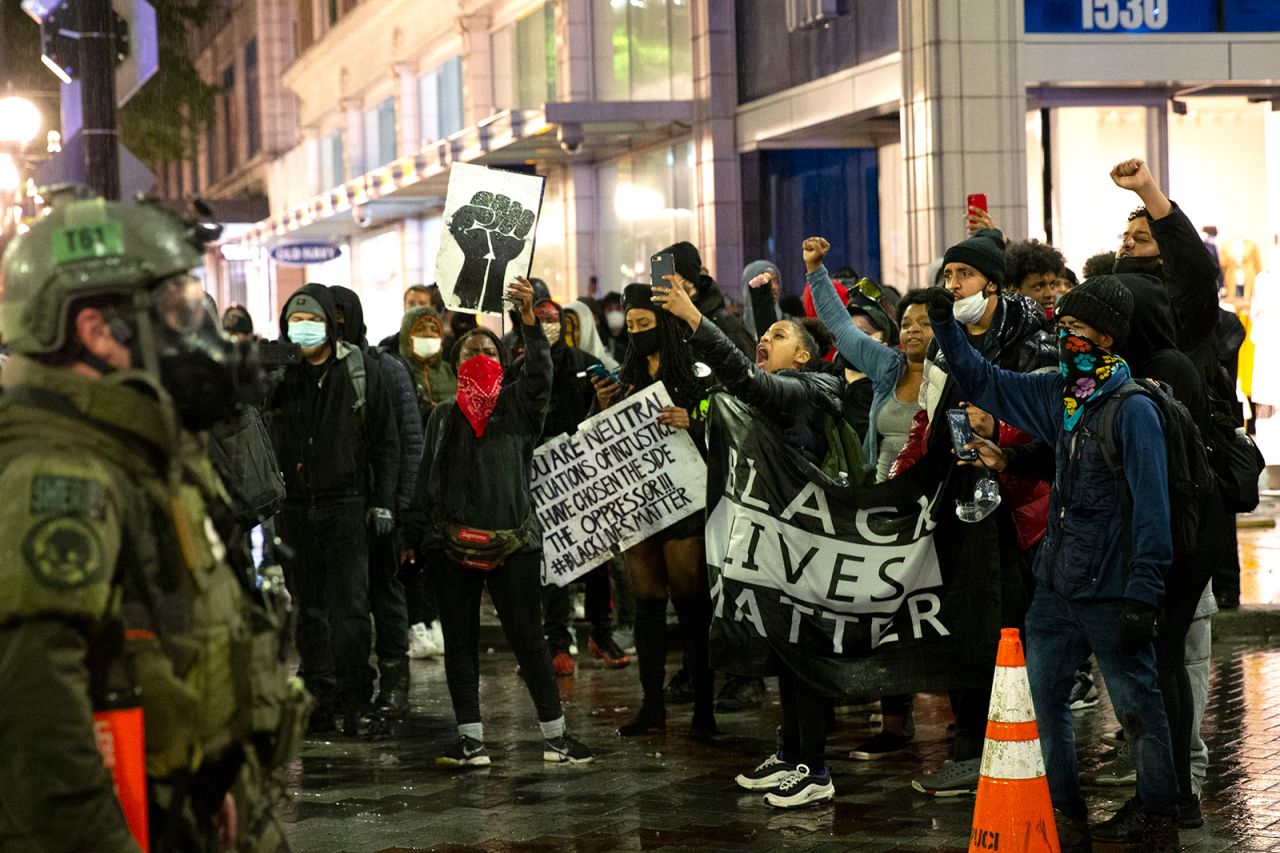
672, 594, 717, 739
618, 598, 668, 736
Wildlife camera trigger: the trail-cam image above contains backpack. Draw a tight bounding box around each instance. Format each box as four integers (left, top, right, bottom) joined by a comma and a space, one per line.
1098, 378, 1214, 565
1202, 397, 1264, 513
208, 404, 287, 526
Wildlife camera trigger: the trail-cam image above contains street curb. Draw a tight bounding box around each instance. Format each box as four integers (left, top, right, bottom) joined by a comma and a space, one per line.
1212, 606, 1280, 642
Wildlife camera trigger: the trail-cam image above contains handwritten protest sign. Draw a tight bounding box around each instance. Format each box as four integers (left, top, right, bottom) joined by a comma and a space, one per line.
435, 162, 546, 316
532, 383, 707, 586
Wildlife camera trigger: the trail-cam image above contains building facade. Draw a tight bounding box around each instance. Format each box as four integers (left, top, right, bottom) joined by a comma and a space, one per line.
198, 0, 1280, 347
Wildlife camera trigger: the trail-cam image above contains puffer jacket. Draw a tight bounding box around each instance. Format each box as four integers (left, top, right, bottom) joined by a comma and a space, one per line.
330, 286, 425, 513
687, 318, 843, 465
394, 306, 458, 422
934, 314, 1172, 606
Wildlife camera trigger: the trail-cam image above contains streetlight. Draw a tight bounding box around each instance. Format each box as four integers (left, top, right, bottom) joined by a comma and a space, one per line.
0, 96, 42, 145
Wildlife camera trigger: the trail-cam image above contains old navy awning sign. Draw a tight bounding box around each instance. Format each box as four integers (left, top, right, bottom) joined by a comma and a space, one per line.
270, 242, 343, 266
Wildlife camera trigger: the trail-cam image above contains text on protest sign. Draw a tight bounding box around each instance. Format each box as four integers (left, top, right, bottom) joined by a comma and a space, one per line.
532, 383, 706, 586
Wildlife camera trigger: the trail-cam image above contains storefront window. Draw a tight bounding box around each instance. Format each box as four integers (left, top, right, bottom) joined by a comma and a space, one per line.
419, 56, 463, 144
594, 0, 693, 101
597, 141, 696, 294
492, 4, 556, 111
363, 97, 397, 172
529, 172, 566, 298
355, 228, 403, 340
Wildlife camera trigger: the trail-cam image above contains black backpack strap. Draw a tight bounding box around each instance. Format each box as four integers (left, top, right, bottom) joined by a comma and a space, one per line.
1096, 380, 1148, 571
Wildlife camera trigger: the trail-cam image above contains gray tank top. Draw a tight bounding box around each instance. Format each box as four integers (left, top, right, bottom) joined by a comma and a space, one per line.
876, 393, 922, 482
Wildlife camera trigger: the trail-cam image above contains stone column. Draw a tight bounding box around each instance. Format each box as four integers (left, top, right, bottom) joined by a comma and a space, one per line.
395, 62, 420, 158
898, 0, 1027, 286
554, 0, 592, 102
690, 0, 743, 286
342, 97, 364, 179
459, 14, 494, 125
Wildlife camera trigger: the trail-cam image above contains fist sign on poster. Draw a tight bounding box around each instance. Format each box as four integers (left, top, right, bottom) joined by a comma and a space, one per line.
437, 165, 546, 316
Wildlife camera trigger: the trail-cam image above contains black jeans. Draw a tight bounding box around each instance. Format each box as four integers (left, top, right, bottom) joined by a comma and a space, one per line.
778, 663, 833, 770
435, 549, 563, 726
400, 552, 440, 626
369, 529, 408, 672
278, 498, 374, 709
542, 563, 613, 653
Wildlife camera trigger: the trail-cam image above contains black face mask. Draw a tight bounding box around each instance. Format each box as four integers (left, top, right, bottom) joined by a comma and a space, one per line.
1113, 256, 1163, 277
630, 328, 660, 357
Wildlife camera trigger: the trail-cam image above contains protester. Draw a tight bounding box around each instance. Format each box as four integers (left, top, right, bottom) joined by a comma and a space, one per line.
1056, 266, 1079, 298
1005, 239, 1066, 320
652, 271, 851, 808
896, 227, 1054, 797
391, 304, 457, 658
592, 282, 717, 739
564, 297, 620, 370
528, 293, 630, 675
268, 283, 400, 736
330, 285, 424, 725
1075, 272, 1219, 830
741, 260, 783, 339
600, 291, 629, 360
927, 277, 1180, 850
222, 303, 256, 341
403, 277, 594, 767
1083, 251, 1118, 280
804, 237, 935, 759
659, 241, 756, 356
1108, 158, 1243, 626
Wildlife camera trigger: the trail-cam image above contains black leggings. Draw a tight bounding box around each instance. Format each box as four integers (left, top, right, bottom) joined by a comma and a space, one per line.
434, 549, 563, 726
778, 664, 833, 770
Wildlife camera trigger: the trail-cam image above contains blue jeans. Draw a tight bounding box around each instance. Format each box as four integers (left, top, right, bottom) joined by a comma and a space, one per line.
1025, 586, 1177, 819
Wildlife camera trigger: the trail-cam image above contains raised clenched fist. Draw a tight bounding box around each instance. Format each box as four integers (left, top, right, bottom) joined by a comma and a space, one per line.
802, 236, 830, 273
1109, 159, 1155, 193
449, 191, 536, 313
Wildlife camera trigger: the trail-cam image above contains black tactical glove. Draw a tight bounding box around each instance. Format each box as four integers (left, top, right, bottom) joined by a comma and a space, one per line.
924, 287, 956, 324
368, 507, 395, 538
1118, 599, 1158, 656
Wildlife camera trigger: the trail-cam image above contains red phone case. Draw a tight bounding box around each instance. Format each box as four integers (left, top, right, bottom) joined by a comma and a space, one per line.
967, 193, 988, 213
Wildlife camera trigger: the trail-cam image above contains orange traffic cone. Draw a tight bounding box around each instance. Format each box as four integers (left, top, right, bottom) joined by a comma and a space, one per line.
968, 628, 1059, 853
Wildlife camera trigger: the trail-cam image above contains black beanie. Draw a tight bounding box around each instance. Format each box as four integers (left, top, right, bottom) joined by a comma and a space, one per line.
623, 283, 653, 313
1056, 275, 1134, 347
942, 228, 1006, 288
659, 241, 702, 284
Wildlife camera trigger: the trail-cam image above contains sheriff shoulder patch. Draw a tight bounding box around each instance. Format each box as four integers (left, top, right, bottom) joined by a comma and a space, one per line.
30, 475, 108, 521
22, 516, 106, 589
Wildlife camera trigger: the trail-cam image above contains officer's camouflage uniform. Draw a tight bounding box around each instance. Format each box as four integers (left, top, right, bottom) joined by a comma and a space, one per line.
0, 195, 308, 852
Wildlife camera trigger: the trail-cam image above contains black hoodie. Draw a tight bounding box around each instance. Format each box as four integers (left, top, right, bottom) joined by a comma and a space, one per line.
1114, 273, 1207, 424
269, 283, 399, 509
329, 286, 424, 513
694, 273, 756, 357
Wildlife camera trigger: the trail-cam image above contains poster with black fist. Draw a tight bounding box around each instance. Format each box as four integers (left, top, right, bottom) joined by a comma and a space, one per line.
435, 163, 546, 315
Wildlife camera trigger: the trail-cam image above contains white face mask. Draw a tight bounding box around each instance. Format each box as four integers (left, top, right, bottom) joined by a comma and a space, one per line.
952, 290, 990, 325
411, 336, 443, 359
606, 311, 624, 334
541, 321, 561, 346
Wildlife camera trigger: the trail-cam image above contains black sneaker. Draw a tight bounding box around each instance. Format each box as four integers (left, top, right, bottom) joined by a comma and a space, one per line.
1068, 669, 1099, 710
436, 734, 491, 767
544, 734, 595, 765
1055, 809, 1093, 853
715, 676, 765, 712
735, 752, 796, 791
763, 765, 835, 808
1090, 797, 1145, 842
849, 730, 910, 760
1100, 728, 1125, 747
664, 668, 694, 705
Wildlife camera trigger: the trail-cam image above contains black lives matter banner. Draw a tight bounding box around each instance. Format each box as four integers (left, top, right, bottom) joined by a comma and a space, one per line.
706, 394, 1003, 697
533, 383, 706, 586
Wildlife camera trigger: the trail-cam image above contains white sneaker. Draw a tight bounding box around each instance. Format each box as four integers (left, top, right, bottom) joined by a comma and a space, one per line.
763, 764, 836, 808
428, 620, 445, 654
408, 623, 435, 659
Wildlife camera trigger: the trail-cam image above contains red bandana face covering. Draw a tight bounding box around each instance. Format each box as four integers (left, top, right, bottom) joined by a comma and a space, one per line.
456, 354, 504, 437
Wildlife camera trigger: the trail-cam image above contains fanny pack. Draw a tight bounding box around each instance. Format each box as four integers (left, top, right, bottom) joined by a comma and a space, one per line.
442, 513, 536, 571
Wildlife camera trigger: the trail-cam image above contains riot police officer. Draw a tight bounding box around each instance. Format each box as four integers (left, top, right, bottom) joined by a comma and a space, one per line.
0, 190, 307, 852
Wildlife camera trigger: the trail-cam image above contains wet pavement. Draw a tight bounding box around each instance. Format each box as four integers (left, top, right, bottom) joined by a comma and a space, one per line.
284, 634, 1280, 852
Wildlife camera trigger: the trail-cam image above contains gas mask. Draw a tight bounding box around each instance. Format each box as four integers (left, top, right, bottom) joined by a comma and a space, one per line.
112, 275, 261, 431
